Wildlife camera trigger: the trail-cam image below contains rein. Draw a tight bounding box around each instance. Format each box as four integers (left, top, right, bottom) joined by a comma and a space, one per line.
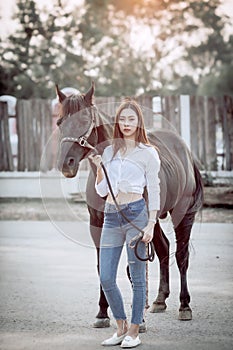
100, 160, 155, 262
60, 105, 155, 262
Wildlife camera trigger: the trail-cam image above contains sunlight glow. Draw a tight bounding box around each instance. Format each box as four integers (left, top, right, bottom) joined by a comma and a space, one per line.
130, 24, 155, 53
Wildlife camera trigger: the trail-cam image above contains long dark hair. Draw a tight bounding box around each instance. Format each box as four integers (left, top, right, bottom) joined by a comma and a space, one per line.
112, 98, 151, 157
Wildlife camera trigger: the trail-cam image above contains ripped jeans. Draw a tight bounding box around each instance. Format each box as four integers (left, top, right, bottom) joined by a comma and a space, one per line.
99, 198, 148, 325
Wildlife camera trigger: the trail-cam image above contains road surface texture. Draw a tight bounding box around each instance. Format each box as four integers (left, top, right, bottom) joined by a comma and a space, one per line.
0, 217, 232, 350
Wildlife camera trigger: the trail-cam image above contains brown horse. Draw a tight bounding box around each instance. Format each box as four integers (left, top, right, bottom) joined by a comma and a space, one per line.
56, 82, 203, 327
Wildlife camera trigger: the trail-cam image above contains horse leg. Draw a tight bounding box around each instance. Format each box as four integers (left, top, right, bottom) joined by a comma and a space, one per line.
174, 212, 195, 321
89, 210, 110, 328
94, 246, 110, 325
150, 220, 170, 313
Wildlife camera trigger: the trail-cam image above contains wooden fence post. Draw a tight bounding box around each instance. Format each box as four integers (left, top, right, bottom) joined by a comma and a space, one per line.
180, 95, 191, 149
197, 96, 207, 169
190, 96, 199, 163
17, 100, 28, 171
17, 99, 53, 171
137, 96, 153, 128
223, 96, 233, 170
161, 96, 180, 132
34, 99, 53, 171
0, 102, 14, 171
206, 97, 217, 170
202, 96, 217, 171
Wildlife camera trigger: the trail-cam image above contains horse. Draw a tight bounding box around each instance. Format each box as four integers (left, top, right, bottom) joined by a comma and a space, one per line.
55, 82, 204, 326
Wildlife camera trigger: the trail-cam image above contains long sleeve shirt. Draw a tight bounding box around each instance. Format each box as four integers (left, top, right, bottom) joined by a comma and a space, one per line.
95, 143, 161, 211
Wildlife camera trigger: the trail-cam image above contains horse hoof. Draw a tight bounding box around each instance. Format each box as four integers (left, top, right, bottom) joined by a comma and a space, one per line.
178, 308, 192, 321
139, 320, 147, 333
93, 317, 110, 328
150, 302, 167, 313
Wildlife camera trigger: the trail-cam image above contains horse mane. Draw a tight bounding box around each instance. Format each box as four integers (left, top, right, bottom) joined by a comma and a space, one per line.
94, 108, 113, 154
56, 92, 113, 153
57, 93, 87, 126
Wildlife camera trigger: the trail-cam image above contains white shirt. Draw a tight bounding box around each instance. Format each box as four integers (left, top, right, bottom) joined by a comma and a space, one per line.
95, 143, 161, 211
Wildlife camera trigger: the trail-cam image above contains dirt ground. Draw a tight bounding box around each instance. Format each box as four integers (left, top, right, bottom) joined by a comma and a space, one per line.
0, 197, 232, 223
0, 215, 232, 350
0, 193, 233, 350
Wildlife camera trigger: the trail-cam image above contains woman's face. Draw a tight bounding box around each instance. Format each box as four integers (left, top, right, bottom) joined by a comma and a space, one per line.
118, 108, 139, 140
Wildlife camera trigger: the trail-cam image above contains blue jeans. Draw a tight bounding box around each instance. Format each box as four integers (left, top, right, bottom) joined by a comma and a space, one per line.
99, 198, 148, 325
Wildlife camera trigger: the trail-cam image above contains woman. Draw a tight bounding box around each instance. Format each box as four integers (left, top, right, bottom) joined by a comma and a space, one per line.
89, 98, 160, 348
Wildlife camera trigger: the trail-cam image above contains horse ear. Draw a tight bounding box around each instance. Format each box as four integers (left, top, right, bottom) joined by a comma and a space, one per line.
55, 84, 66, 103
84, 81, 95, 104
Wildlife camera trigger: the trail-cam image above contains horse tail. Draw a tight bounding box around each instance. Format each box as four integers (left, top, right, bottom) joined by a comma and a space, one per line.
189, 161, 204, 213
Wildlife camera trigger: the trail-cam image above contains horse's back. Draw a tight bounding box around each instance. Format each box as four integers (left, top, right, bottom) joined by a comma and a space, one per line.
150, 130, 198, 219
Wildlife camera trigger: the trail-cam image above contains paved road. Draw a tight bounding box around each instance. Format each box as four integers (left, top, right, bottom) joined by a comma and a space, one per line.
0, 221, 233, 350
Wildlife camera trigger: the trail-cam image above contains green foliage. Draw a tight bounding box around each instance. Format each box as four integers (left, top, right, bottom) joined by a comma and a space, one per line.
0, 0, 232, 98
1, 0, 83, 98
198, 62, 233, 96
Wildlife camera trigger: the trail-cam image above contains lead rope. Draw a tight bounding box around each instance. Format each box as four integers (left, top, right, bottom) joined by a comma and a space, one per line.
100, 159, 155, 262
100, 158, 153, 316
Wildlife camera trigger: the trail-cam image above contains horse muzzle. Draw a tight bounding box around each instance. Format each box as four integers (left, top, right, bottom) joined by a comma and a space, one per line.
58, 157, 79, 178
62, 169, 77, 178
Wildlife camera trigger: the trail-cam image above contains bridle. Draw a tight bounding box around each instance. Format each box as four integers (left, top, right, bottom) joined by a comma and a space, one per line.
60, 105, 98, 153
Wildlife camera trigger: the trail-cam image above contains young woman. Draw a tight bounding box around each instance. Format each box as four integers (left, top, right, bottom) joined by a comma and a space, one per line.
89, 98, 160, 348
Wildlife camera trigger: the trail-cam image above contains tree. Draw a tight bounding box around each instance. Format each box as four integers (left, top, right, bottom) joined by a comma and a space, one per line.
77, 1, 165, 96
167, 0, 232, 95
198, 61, 233, 96
77, 0, 233, 96
112, 0, 233, 95
0, 0, 84, 98
183, 1, 233, 85
1, 0, 232, 97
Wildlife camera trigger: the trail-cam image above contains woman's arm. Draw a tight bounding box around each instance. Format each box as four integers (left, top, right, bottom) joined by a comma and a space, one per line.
141, 148, 160, 243
96, 165, 104, 184
88, 153, 108, 197
145, 147, 161, 211
148, 210, 157, 223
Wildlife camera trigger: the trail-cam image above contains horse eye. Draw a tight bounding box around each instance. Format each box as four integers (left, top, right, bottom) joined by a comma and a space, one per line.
57, 117, 62, 126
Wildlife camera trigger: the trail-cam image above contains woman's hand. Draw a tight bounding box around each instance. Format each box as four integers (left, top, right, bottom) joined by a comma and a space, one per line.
88, 154, 104, 184
88, 154, 102, 169
142, 210, 157, 243
141, 221, 155, 243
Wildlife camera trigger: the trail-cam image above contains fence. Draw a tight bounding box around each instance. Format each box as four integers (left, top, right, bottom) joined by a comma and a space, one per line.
161, 95, 233, 171
0, 95, 232, 172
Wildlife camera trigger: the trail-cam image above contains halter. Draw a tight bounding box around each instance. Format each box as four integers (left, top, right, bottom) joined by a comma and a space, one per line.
60, 105, 97, 153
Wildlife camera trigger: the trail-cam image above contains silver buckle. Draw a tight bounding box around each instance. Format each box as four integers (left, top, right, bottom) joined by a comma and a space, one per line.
79, 136, 87, 147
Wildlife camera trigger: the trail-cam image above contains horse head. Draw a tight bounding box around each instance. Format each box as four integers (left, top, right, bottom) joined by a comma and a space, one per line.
56, 82, 100, 178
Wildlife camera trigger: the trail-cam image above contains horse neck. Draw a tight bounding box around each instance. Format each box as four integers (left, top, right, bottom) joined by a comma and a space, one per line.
96, 115, 113, 154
